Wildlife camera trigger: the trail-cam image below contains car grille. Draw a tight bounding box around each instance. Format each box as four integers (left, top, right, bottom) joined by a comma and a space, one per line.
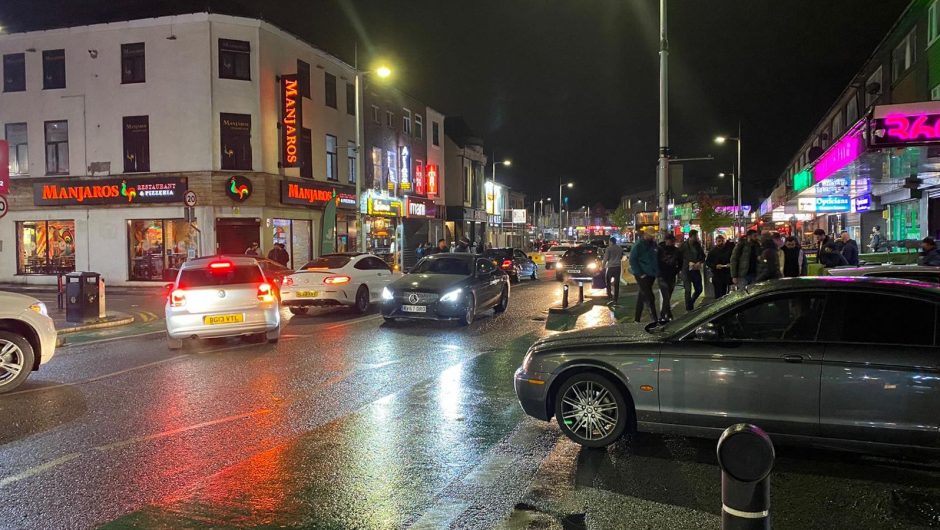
398, 292, 440, 304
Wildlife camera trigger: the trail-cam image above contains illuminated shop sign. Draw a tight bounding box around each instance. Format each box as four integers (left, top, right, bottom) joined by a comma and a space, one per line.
772, 212, 814, 222
871, 113, 940, 148
368, 195, 402, 217
814, 130, 862, 183
34, 177, 188, 206
405, 197, 436, 218
386, 151, 398, 192
426, 164, 439, 197
281, 180, 356, 209
714, 205, 752, 216
414, 163, 425, 195
852, 195, 872, 212
226, 175, 252, 202
280, 74, 301, 168
815, 196, 850, 213
399, 146, 411, 191
793, 169, 812, 193
816, 177, 850, 195
797, 198, 816, 212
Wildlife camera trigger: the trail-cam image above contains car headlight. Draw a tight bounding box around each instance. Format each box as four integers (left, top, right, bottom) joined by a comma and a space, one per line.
28, 302, 48, 316
556, 262, 564, 270
587, 262, 598, 270
440, 288, 462, 303
381, 287, 394, 301
521, 349, 536, 372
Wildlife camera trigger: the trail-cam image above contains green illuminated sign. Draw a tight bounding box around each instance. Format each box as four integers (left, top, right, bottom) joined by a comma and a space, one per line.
793, 169, 812, 192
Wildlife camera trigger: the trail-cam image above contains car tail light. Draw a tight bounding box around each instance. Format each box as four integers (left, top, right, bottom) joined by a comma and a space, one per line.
257, 283, 275, 303
170, 289, 186, 307
209, 261, 233, 271
501, 259, 513, 269
323, 275, 351, 285
284, 276, 294, 287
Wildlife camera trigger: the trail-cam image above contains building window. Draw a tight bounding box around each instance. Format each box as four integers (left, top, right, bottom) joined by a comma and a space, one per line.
325, 72, 337, 108
219, 39, 251, 80
432, 121, 440, 146
220, 113, 252, 170
402, 108, 412, 135
347, 140, 356, 183
17, 220, 76, 275
415, 114, 423, 140
326, 134, 338, 181
128, 219, 194, 281
386, 111, 393, 128
121, 43, 145, 84
865, 67, 882, 108
301, 128, 313, 179
931, 1, 940, 46
122, 115, 150, 173
932, 83, 940, 101
346, 83, 355, 115
44, 120, 68, 175
298, 59, 310, 98
891, 30, 916, 82
371, 105, 380, 123
845, 92, 859, 124
42, 49, 66, 89
371, 147, 383, 190
3, 53, 26, 92
464, 166, 472, 204
5, 123, 28, 175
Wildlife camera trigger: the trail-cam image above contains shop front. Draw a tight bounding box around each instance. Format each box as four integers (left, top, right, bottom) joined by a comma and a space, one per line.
279, 178, 357, 264
403, 196, 439, 268
444, 206, 487, 247
362, 190, 403, 267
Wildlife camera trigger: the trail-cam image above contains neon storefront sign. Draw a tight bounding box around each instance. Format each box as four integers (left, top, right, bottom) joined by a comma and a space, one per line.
815, 196, 850, 213
852, 195, 871, 212
871, 113, 940, 147
814, 131, 862, 183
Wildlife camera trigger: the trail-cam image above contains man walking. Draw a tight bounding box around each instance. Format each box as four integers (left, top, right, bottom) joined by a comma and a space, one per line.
919, 237, 940, 266
657, 234, 682, 320
755, 234, 783, 282
705, 234, 734, 299
679, 230, 706, 311
812, 229, 831, 263
730, 230, 761, 288
602, 237, 624, 303
629, 229, 659, 323
839, 231, 860, 266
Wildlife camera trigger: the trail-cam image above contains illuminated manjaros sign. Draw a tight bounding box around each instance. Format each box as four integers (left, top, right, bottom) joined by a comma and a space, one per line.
280, 74, 301, 168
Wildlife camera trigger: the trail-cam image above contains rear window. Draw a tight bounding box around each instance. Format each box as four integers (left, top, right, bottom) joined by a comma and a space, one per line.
563, 247, 597, 258
179, 265, 263, 287
484, 249, 513, 259
549, 246, 570, 252
412, 257, 472, 275
301, 255, 351, 270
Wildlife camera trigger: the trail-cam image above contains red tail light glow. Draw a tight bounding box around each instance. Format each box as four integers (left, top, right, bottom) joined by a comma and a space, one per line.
170, 289, 186, 307
257, 283, 275, 303
323, 275, 351, 285
209, 261, 233, 270
501, 259, 513, 269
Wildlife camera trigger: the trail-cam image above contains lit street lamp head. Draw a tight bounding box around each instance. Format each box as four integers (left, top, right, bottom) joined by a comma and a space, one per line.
566, 182, 574, 188
502, 159, 512, 167
714, 136, 727, 144
375, 65, 392, 78
719, 172, 726, 178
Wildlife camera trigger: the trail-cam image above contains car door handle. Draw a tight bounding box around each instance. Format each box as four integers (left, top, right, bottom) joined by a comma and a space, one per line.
782, 354, 804, 363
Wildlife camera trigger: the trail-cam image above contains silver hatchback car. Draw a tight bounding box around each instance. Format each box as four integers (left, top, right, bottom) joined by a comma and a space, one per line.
516, 277, 940, 451
165, 256, 281, 349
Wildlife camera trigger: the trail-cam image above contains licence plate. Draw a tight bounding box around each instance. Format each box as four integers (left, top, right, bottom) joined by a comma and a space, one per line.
568, 269, 581, 274
401, 305, 427, 313
296, 290, 319, 298
204, 314, 244, 325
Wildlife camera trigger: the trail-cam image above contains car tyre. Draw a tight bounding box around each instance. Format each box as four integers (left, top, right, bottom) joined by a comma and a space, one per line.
458, 294, 476, 326
383, 317, 398, 325
289, 307, 309, 316
494, 285, 509, 313
554, 372, 629, 448
0, 331, 35, 394
355, 285, 370, 314
166, 333, 183, 350
555, 273, 564, 282
531, 269, 538, 280
266, 328, 280, 344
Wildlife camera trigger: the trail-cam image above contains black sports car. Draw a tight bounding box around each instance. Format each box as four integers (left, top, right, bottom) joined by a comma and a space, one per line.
381, 254, 511, 325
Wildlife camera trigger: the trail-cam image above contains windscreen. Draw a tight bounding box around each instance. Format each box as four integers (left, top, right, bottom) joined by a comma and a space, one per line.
562, 247, 597, 258
549, 246, 571, 252
301, 255, 352, 270
412, 257, 472, 276
179, 265, 264, 287
484, 249, 513, 259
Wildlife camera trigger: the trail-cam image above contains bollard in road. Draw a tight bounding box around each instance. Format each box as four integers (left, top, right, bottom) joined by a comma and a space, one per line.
717, 423, 775, 529
57, 273, 65, 310
562, 284, 569, 309
578, 282, 584, 304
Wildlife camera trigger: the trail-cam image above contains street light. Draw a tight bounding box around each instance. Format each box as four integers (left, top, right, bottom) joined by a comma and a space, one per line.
714, 125, 742, 213
718, 172, 735, 199
355, 60, 394, 252
488, 156, 512, 244
559, 181, 573, 239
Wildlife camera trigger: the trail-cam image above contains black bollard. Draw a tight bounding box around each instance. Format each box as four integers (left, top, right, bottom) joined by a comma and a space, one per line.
578, 282, 584, 304
562, 284, 569, 309
716, 423, 775, 529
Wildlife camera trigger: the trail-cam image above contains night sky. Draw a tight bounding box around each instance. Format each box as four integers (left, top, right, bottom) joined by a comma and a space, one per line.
0, 0, 909, 209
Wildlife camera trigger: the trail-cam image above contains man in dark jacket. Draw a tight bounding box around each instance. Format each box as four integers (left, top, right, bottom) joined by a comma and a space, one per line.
819, 241, 848, 268
629, 230, 659, 323
813, 229, 831, 264
781, 236, 807, 277
705, 234, 733, 299
679, 230, 706, 310
755, 235, 782, 282
730, 230, 760, 288
839, 231, 860, 266
656, 234, 682, 320
266, 243, 289, 266
920, 237, 940, 266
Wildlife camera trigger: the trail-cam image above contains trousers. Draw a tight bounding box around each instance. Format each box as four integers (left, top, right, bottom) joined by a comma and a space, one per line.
657, 275, 677, 319
605, 267, 621, 301
684, 269, 703, 310
635, 275, 659, 323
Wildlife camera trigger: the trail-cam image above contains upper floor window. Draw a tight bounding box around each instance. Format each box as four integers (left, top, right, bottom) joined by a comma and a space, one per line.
122, 115, 150, 173
42, 49, 66, 89
347, 141, 357, 183
219, 39, 250, 81
326, 134, 338, 181
845, 91, 859, 124
3, 53, 26, 92
930, 1, 940, 46
220, 113, 252, 170
891, 30, 916, 83
371, 105, 380, 123
346, 83, 356, 115
386, 111, 394, 128
298, 59, 311, 99
932, 83, 940, 101
5, 123, 28, 175
402, 108, 412, 135
415, 114, 423, 139
44, 120, 69, 175
865, 67, 882, 108
121, 43, 145, 84
325, 72, 337, 108
432, 121, 440, 146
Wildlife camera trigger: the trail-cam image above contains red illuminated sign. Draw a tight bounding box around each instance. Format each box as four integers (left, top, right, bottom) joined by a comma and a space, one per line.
871, 113, 940, 147
414, 163, 425, 196
34, 177, 188, 205
426, 164, 439, 197
280, 180, 356, 209
281, 74, 301, 168
0, 140, 8, 196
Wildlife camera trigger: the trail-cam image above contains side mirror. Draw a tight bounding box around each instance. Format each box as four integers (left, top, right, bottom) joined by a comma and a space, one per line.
694, 323, 720, 341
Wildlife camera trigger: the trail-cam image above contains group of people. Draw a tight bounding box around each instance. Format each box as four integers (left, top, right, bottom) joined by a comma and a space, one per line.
628, 228, 708, 323
243, 242, 291, 267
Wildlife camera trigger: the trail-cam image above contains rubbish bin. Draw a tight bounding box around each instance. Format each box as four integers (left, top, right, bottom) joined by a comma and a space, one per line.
65, 272, 101, 323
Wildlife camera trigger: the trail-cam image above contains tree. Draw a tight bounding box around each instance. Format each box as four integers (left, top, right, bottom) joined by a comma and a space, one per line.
609, 205, 630, 235
697, 195, 734, 249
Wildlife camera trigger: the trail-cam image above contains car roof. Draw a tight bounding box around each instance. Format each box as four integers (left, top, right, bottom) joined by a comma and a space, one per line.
828, 265, 940, 275
181, 255, 260, 269
320, 252, 366, 257
747, 276, 940, 297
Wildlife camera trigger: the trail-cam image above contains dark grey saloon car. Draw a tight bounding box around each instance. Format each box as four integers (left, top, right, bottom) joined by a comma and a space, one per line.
515, 277, 940, 450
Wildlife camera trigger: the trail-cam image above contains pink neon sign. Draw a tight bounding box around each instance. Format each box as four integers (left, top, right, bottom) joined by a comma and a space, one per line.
871, 113, 940, 147
814, 130, 862, 183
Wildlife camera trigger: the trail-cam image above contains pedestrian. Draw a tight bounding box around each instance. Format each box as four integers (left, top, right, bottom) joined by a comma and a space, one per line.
772, 232, 786, 249
415, 242, 426, 259
602, 236, 624, 303
919, 237, 940, 266
781, 236, 807, 277
705, 234, 734, 299
819, 240, 848, 268
755, 234, 783, 282
629, 229, 659, 323
476, 240, 485, 254
839, 231, 860, 266
435, 239, 449, 254
656, 234, 682, 320
869, 226, 885, 253
812, 229, 831, 264
679, 230, 706, 311
245, 242, 260, 256
455, 238, 470, 253
730, 229, 761, 288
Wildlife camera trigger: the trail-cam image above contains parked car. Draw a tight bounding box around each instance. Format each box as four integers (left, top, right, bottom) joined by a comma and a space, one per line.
543, 245, 572, 270
0, 292, 57, 393
381, 254, 510, 326
826, 264, 940, 284
554, 245, 603, 284
186, 256, 293, 297
164, 256, 281, 349
484, 247, 539, 282
515, 277, 940, 450
280, 253, 402, 315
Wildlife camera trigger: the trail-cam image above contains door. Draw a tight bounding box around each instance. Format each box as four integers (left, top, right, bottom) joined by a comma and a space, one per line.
820, 292, 940, 447
355, 257, 393, 300
474, 258, 500, 307
216, 218, 261, 255
658, 292, 827, 436
514, 249, 532, 276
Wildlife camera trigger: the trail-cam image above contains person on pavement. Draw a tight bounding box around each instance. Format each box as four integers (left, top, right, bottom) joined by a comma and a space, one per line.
781, 236, 807, 277
678, 230, 705, 311
839, 231, 860, 266
429, 239, 448, 255
629, 229, 659, 323
812, 229, 831, 264
455, 238, 470, 253
705, 234, 733, 299
245, 242, 260, 256
755, 234, 783, 282
919, 237, 940, 266
656, 234, 682, 320
869, 225, 885, 253
602, 238, 624, 303
731, 229, 761, 289
819, 240, 848, 268
267, 243, 289, 266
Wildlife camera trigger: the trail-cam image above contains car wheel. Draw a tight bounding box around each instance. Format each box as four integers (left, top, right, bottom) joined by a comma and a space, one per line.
531, 269, 538, 280
289, 307, 309, 316
266, 328, 280, 344
0, 331, 35, 394
383, 317, 397, 324
458, 294, 476, 326
355, 285, 370, 314
166, 333, 183, 350
554, 372, 629, 448
555, 273, 564, 282
494, 285, 509, 313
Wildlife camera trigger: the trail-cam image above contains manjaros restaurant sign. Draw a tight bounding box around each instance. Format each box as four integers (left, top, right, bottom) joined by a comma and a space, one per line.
281, 180, 356, 209
34, 177, 188, 205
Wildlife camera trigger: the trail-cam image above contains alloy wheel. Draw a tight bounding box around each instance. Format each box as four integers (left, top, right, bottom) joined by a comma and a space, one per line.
560, 380, 619, 441
0, 339, 25, 385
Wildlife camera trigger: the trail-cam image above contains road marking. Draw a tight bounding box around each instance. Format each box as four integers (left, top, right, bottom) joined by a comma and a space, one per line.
61, 330, 164, 349
94, 409, 272, 451
322, 314, 382, 330
0, 453, 80, 488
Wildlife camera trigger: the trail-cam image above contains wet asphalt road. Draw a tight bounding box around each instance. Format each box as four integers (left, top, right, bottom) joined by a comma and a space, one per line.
2, 275, 940, 529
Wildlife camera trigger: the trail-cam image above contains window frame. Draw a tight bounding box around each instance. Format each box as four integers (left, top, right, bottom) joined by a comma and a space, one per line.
44, 120, 69, 175
865, 67, 883, 108
346, 83, 356, 115
42, 49, 66, 90
326, 134, 338, 181
298, 59, 311, 99
702, 292, 828, 343
122, 115, 150, 173
324, 72, 337, 109
218, 38, 251, 81
121, 42, 146, 84
402, 108, 412, 135
932, 83, 940, 102
931, 1, 940, 47
300, 127, 313, 179
347, 140, 357, 184
891, 29, 916, 83
371, 105, 380, 123
5, 122, 28, 176
3, 53, 26, 92
415, 114, 423, 139
219, 113, 253, 171
386, 111, 394, 128
432, 121, 440, 147
16, 220, 77, 275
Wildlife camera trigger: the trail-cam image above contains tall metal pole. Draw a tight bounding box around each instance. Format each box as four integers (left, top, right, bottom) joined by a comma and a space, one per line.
736, 122, 743, 230
657, 0, 670, 236
490, 156, 497, 245
354, 45, 366, 252
558, 183, 563, 240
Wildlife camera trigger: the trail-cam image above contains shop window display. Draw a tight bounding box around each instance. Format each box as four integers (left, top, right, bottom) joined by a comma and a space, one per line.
128, 219, 195, 281
17, 220, 76, 275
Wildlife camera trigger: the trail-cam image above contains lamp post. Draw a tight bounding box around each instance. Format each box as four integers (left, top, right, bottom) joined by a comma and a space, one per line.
489, 156, 511, 244
715, 125, 742, 231
354, 56, 392, 252
559, 181, 573, 239
718, 171, 735, 200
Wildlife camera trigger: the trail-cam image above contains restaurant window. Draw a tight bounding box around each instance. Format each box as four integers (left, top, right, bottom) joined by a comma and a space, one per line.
325, 72, 337, 108
371, 105, 380, 123
432, 121, 440, 146
42, 49, 66, 89
326, 134, 338, 181
218, 39, 250, 80
298, 59, 310, 98
17, 220, 76, 275
415, 114, 423, 140
5, 123, 28, 175
3, 53, 26, 92
346, 83, 356, 115
865, 66, 882, 108
891, 30, 916, 83
347, 140, 356, 183
403, 108, 412, 135
122, 115, 150, 173
371, 147, 383, 190
220, 113, 252, 170
44, 120, 69, 175
121, 43, 145, 84
128, 219, 195, 281
300, 128, 313, 179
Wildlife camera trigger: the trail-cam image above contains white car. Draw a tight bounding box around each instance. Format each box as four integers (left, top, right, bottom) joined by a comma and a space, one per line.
280, 253, 402, 315
542, 245, 572, 270
0, 291, 57, 393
